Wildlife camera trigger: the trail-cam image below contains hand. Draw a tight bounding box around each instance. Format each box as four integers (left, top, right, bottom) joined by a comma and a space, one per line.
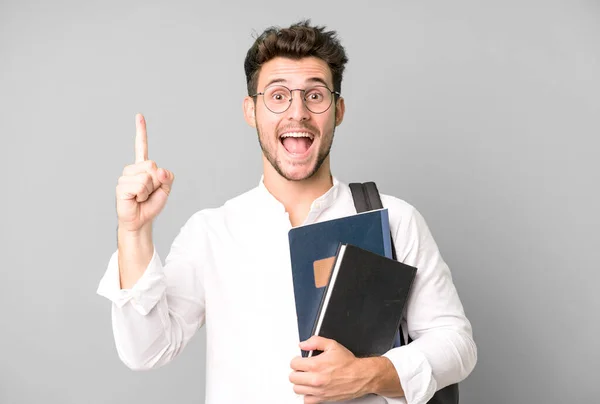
289, 336, 373, 403
116, 113, 175, 232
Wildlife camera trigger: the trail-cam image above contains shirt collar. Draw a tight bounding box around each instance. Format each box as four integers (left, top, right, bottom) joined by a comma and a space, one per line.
256, 175, 341, 213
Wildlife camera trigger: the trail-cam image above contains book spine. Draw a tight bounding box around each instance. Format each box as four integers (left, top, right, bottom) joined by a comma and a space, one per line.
303, 243, 344, 358
381, 210, 393, 259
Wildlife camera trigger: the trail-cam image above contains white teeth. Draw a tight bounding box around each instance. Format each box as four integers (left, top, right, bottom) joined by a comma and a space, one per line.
280, 132, 314, 140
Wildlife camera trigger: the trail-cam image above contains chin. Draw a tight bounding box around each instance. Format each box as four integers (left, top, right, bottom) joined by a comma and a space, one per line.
261, 138, 331, 182
279, 166, 317, 182
277, 156, 327, 182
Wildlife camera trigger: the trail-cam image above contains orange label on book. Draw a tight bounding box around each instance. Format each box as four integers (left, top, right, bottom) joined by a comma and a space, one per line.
313, 256, 336, 288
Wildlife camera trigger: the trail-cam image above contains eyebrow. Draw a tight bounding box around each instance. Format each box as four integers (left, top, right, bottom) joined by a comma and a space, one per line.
263, 77, 331, 89
307, 77, 330, 87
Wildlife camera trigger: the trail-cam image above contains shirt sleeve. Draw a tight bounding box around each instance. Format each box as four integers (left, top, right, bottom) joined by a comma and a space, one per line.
380, 203, 478, 404
96, 213, 207, 370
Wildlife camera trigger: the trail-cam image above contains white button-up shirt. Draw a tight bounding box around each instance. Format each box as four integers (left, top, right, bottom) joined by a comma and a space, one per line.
97, 177, 477, 404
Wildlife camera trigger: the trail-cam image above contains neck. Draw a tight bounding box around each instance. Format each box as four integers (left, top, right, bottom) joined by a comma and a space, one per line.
262, 157, 333, 225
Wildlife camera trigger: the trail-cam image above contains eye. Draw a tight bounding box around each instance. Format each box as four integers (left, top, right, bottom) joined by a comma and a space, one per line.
266, 87, 290, 103
305, 89, 325, 102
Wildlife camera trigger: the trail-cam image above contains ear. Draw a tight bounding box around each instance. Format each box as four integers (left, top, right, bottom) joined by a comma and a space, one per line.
243, 96, 257, 128
334, 97, 345, 127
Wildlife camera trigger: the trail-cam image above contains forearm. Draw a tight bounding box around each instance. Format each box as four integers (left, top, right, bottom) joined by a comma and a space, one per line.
100, 239, 205, 371
112, 296, 173, 369
403, 329, 477, 388
118, 223, 153, 289
110, 266, 205, 371
360, 356, 404, 398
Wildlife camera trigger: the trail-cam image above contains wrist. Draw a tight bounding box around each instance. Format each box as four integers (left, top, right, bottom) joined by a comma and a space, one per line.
118, 222, 152, 242
116, 223, 154, 290
359, 356, 403, 397
359, 357, 386, 394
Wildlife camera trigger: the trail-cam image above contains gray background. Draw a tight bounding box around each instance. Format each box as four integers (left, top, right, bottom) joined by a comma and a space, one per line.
1, 0, 598, 403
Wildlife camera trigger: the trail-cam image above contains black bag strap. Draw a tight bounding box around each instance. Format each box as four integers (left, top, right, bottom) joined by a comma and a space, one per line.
349, 182, 396, 261
349, 181, 460, 404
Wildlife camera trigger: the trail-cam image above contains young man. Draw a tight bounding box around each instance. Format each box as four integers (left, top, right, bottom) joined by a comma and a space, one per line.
97, 21, 477, 404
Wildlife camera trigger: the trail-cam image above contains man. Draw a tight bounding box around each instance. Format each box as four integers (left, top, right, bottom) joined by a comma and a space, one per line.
97, 20, 477, 404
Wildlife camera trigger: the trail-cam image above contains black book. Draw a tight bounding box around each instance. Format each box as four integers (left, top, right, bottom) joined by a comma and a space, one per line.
307, 243, 417, 358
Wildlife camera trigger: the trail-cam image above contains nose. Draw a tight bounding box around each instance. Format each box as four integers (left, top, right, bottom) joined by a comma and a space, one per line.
287, 89, 311, 121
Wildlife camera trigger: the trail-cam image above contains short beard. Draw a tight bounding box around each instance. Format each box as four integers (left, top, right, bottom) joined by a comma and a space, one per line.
256, 126, 335, 182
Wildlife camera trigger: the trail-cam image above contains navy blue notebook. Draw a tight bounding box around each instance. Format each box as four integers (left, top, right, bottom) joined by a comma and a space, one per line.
288, 209, 393, 353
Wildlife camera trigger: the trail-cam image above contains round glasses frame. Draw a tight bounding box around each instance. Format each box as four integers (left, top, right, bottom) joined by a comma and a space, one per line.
251, 84, 341, 114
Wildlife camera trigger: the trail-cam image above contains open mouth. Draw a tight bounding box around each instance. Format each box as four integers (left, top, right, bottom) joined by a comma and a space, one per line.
280, 132, 315, 156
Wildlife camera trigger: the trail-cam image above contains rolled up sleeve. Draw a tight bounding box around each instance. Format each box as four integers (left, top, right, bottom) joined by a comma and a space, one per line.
381, 200, 478, 404
96, 213, 207, 370
96, 247, 166, 315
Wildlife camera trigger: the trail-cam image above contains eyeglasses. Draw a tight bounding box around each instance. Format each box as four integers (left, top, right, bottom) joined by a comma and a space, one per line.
251, 85, 340, 114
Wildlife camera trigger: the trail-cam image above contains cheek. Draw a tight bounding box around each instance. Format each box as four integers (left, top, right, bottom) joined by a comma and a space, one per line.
256, 109, 278, 130
256, 115, 281, 142
318, 114, 337, 135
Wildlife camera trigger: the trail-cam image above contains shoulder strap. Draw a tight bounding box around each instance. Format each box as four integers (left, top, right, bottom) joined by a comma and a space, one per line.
348, 183, 370, 212
349, 182, 397, 261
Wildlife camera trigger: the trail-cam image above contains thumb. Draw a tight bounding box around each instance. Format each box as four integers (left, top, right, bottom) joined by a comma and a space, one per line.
157, 168, 175, 195
299, 336, 336, 352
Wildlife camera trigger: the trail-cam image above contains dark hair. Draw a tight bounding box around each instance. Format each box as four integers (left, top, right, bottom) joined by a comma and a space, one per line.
244, 20, 349, 96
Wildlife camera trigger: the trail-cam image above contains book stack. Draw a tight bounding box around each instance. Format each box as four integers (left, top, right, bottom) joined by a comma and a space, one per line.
288, 209, 417, 358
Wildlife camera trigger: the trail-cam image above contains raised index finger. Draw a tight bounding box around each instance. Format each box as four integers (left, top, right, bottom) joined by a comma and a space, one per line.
135, 113, 148, 163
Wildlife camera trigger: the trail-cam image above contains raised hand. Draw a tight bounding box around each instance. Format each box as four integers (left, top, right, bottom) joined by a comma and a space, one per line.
116, 113, 174, 232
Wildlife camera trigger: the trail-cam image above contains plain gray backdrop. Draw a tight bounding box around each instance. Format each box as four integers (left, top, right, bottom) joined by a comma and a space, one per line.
1, 0, 598, 403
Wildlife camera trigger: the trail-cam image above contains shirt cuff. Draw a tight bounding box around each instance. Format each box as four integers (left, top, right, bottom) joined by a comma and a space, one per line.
96, 247, 167, 315
382, 346, 437, 404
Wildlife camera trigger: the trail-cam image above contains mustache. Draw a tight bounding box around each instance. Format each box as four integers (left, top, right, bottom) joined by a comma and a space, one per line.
277, 123, 319, 136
